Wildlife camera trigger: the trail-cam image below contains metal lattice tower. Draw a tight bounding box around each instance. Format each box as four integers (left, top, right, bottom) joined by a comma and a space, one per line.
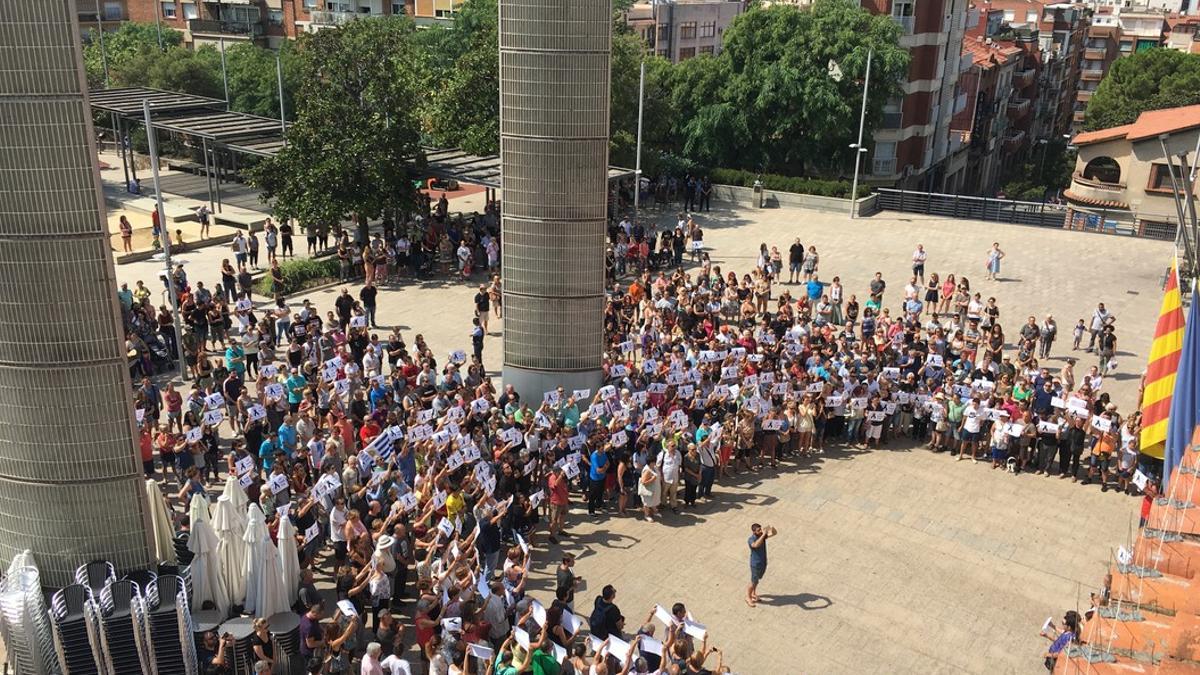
499, 0, 611, 397
0, 1, 153, 586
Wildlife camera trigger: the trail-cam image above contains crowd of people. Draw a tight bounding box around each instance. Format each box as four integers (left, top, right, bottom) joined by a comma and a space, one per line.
116, 192, 1150, 674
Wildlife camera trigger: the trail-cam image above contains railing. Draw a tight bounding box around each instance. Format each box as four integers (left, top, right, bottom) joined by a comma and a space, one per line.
188, 19, 263, 36
1081, 68, 1105, 80
1004, 130, 1026, 147
875, 188, 1069, 228
872, 157, 897, 176
1007, 98, 1031, 117
1076, 90, 1093, 102
310, 10, 358, 25
1084, 47, 1107, 60
892, 15, 915, 35
1071, 172, 1125, 191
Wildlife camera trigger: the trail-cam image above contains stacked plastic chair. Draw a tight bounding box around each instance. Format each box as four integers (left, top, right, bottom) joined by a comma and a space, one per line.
216, 616, 257, 675
95, 579, 151, 675
0, 551, 57, 674
144, 575, 198, 675
49, 584, 105, 675
268, 611, 304, 675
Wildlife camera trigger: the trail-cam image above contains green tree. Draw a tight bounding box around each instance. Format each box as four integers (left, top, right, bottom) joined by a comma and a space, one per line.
248, 17, 424, 228
1085, 49, 1200, 131
669, 0, 908, 175
83, 22, 182, 88
224, 42, 301, 120
608, 28, 674, 169
423, 0, 499, 154
112, 45, 224, 99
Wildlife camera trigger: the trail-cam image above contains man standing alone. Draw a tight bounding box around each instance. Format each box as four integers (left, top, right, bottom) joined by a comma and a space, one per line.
747, 523, 777, 607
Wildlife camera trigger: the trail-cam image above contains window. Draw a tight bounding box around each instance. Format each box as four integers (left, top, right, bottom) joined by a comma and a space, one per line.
657, 25, 669, 42
392, 1, 405, 14
699, 21, 716, 38
892, 0, 914, 33
182, 3, 198, 20
1082, 156, 1121, 184
1003, 10, 1014, 21
699, 45, 714, 55
656, 48, 669, 58
161, 2, 177, 19
873, 141, 898, 175
679, 22, 696, 40
102, 2, 123, 20
269, 9, 283, 25
1147, 164, 1189, 193
678, 47, 696, 60
1026, 11, 1038, 23
304, 0, 317, 8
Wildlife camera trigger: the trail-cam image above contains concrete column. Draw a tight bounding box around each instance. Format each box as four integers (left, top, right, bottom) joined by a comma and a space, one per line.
0, 1, 153, 586
499, 0, 611, 398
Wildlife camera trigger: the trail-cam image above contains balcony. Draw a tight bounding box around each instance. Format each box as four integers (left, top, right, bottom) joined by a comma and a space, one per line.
310, 10, 359, 26
1081, 68, 1105, 81
891, 15, 915, 35
1084, 47, 1107, 60
1076, 90, 1093, 103
1004, 130, 1026, 150
1015, 69, 1036, 86
872, 157, 897, 176
1007, 98, 1031, 118
188, 19, 264, 37
1066, 172, 1129, 209
1073, 110, 1086, 123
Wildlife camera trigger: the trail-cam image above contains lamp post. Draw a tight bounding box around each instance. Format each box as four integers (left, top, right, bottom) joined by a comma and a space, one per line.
143, 100, 189, 380
848, 48, 872, 219
634, 59, 645, 217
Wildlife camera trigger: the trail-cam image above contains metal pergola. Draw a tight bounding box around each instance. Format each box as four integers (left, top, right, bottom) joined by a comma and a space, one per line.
90, 87, 635, 214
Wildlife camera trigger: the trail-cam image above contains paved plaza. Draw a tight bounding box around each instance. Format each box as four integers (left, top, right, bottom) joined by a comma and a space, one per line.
113, 190, 1173, 673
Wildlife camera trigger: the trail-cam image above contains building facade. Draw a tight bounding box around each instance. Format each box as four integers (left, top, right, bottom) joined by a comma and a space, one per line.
499, 0, 609, 397
947, 35, 1021, 194
0, 1, 153, 586
1064, 104, 1200, 238
861, 0, 968, 189
624, 0, 745, 62
113, 0, 446, 48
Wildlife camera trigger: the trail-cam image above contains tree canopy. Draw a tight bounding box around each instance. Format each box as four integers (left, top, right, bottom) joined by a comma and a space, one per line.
248, 17, 423, 227
1085, 48, 1200, 131
665, 1, 908, 175
83, 22, 182, 88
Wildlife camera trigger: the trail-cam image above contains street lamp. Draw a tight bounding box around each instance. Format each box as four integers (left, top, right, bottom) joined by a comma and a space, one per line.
848, 143, 869, 219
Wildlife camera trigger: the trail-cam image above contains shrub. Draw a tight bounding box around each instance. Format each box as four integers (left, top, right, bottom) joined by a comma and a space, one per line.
708, 168, 869, 199
254, 257, 340, 296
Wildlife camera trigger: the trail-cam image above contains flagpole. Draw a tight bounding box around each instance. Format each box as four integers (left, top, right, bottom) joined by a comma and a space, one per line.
849, 48, 872, 219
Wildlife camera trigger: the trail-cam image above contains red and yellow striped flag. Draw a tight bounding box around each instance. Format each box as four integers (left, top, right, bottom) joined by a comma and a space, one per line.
1140, 259, 1185, 458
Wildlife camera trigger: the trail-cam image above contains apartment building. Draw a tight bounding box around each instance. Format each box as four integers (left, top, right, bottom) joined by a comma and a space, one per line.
119, 1, 435, 49
623, 0, 745, 62
1166, 14, 1200, 52
946, 36, 1022, 194
860, 0, 968, 189
1070, 7, 1167, 130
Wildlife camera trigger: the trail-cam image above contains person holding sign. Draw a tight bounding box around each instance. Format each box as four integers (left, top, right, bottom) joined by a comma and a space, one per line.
746, 523, 777, 607
1083, 405, 1119, 491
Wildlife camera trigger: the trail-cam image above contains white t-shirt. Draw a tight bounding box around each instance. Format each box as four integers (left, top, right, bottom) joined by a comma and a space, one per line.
330, 505, 347, 543
912, 248, 927, 265
381, 656, 413, 675
962, 406, 981, 433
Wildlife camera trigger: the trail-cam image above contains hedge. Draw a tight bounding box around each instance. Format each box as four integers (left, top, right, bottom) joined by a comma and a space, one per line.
253, 257, 340, 296
708, 168, 869, 199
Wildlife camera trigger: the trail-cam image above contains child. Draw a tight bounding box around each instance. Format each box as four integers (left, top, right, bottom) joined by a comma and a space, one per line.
1072, 319, 1086, 350
1139, 480, 1159, 527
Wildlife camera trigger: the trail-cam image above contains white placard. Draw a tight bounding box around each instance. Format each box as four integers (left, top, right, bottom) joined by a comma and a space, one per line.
1132, 469, 1150, 491
260, 364, 279, 377
264, 383, 285, 399
267, 472, 289, 495
205, 392, 225, 409
202, 409, 225, 426
337, 599, 358, 617
468, 643, 494, 659
572, 388, 591, 401
247, 404, 267, 422
304, 522, 320, 543
185, 427, 203, 444
236, 455, 255, 476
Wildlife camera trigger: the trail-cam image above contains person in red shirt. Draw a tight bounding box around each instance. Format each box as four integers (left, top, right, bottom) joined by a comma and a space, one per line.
359, 417, 381, 448
547, 466, 570, 543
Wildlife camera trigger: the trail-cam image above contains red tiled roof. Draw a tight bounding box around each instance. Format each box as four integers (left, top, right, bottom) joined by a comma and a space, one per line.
1063, 189, 1129, 209
1074, 104, 1200, 145
961, 38, 1021, 68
